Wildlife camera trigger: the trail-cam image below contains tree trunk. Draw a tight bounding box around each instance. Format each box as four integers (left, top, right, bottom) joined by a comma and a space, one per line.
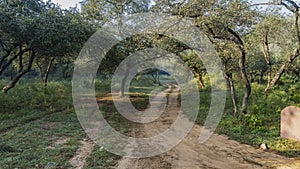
36, 60, 44, 82
224, 72, 238, 115
239, 49, 251, 114
64, 64, 70, 80
227, 28, 251, 114
265, 48, 300, 92
204, 26, 251, 114
120, 68, 130, 97
259, 71, 264, 84
196, 73, 205, 88
44, 58, 55, 87
3, 71, 28, 93
3, 52, 35, 93
261, 31, 273, 92
156, 70, 161, 86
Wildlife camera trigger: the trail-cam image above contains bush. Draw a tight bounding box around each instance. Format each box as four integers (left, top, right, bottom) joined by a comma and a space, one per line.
0, 81, 72, 113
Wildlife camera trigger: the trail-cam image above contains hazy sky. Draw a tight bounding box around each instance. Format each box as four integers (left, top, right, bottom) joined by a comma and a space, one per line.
51, 0, 81, 9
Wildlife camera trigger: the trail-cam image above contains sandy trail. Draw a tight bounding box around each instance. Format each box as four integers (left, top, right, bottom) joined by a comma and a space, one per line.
117, 85, 300, 169
69, 137, 95, 169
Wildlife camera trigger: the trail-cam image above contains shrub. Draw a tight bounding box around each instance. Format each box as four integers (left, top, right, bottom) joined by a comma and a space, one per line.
0, 81, 72, 113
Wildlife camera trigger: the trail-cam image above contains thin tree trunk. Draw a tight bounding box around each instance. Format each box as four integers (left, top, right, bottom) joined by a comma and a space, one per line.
204, 25, 251, 114
196, 73, 205, 88
151, 72, 157, 84
266, 48, 299, 91
224, 72, 238, 115
261, 31, 273, 92
44, 58, 55, 87
227, 28, 251, 114
156, 70, 161, 86
36, 60, 44, 82
239, 49, 251, 114
120, 68, 130, 97
64, 64, 70, 80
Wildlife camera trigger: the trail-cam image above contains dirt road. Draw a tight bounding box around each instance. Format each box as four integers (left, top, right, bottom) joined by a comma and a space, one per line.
117, 85, 300, 169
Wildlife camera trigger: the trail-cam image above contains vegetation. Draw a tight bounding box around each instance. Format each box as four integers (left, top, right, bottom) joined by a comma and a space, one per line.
0, 0, 300, 168
0, 78, 162, 168
186, 77, 300, 157
0, 81, 85, 168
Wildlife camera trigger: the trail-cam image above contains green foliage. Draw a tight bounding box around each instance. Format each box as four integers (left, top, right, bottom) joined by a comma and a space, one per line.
0, 0, 95, 92
0, 0, 299, 166
213, 81, 300, 157
0, 81, 72, 112
95, 79, 112, 97
0, 80, 73, 132
81, 0, 151, 26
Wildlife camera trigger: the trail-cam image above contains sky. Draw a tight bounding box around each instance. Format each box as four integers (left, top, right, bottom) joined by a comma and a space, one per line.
50, 0, 82, 9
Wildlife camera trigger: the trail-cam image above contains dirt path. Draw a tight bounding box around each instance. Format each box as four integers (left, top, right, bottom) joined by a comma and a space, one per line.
117, 85, 300, 169
69, 137, 95, 169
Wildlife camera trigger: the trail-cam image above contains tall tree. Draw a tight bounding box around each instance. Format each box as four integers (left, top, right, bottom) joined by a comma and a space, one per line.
156, 0, 257, 113
253, 0, 300, 92
267, 0, 300, 91
0, 0, 94, 92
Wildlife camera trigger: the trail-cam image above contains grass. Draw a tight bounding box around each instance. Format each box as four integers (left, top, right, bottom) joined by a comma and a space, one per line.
187, 77, 300, 158
0, 76, 162, 168
84, 145, 120, 169
0, 109, 85, 168
0, 110, 50, 132
0, 81, 73, 131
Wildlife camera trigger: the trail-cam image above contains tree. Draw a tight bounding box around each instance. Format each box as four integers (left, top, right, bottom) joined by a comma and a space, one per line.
99, 33, 189, 96
151, 0, 258, 114
80, 0, 151, 26
267, 1, 300, 91
33, 6, 95, 86
172, 0, 255, 113
253, 0, 300, 92
139, 68, 163, 85
0, 0, 41, 92
0, 0, 95, 92
181, 50, 206, 88
247, 11, 285, 87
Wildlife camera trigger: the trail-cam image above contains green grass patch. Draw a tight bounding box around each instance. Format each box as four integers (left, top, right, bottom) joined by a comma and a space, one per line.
0, 109, 85, 168
84, 145, 120, 169
188, 79, 300, 158
0, 81, 73, 133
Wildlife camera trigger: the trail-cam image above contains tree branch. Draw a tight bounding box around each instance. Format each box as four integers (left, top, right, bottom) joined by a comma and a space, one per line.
3, 51, 35, 93
0, 46, 31, 75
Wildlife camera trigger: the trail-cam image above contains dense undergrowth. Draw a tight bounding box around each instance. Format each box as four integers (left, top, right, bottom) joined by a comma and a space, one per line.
191, 77, 300, 157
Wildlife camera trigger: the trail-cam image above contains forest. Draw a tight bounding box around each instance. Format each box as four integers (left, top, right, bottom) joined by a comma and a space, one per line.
0, 0, 299, 168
